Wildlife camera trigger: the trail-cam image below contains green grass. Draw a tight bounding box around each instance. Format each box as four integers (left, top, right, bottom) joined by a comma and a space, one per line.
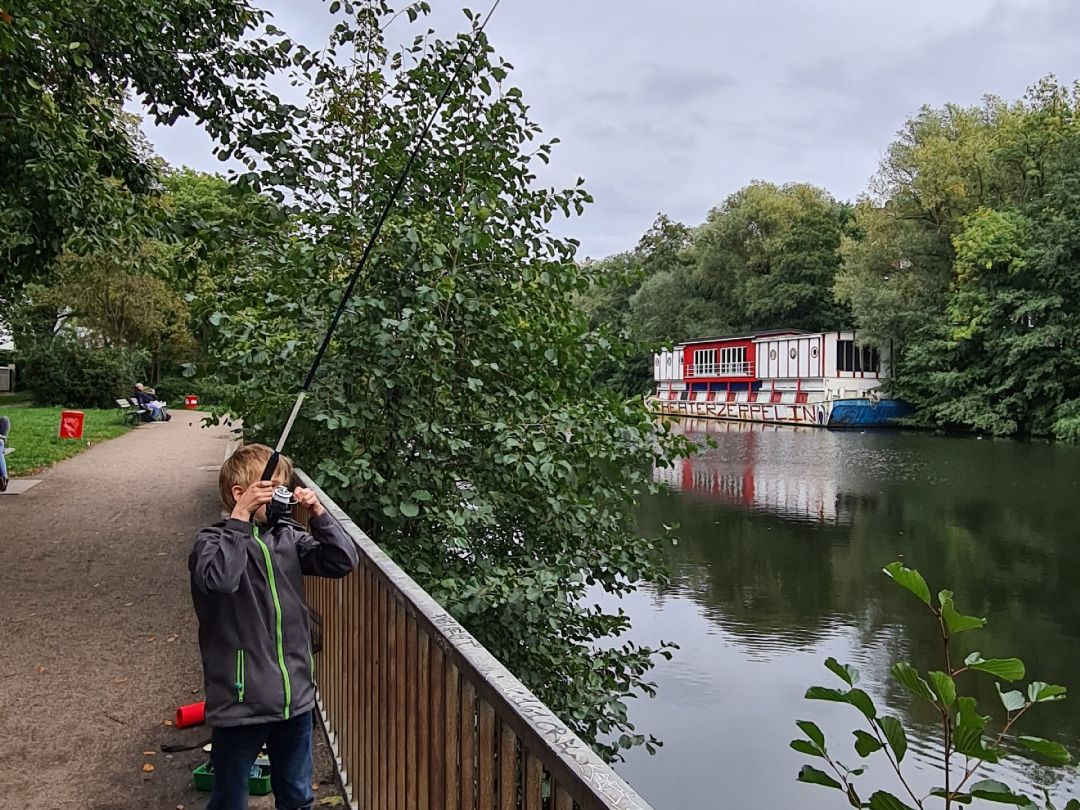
0, 405, 133, 476
0, 390, 34, 406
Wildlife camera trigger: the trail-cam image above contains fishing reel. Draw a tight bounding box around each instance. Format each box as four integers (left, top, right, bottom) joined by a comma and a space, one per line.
264, 485, 297, 529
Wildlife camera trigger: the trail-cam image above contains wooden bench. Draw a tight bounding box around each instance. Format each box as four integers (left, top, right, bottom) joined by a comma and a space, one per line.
116, 398, 147, 425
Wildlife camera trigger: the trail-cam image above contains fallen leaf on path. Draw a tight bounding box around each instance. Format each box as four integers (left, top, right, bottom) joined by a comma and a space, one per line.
35, 665, 45, 674
166, 635, 178, 643
157, 552, 168, 556
312, 783, 319, 790
142, 751, 155, 756
142, 763, 154, 772
146, 635, 155, 642
114, 677, 127, 684
162, 719, 173, 727
122, 602, 134, 607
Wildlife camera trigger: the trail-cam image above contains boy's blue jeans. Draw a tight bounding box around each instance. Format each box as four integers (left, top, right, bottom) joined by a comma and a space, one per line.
208, 710, 314, 810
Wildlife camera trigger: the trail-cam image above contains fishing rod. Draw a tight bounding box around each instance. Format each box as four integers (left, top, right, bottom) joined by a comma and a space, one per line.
260, 0, 504, 522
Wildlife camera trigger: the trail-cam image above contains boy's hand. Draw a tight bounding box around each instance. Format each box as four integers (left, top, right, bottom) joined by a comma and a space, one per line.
294, 487, 325, 518
230, 480, 275, 521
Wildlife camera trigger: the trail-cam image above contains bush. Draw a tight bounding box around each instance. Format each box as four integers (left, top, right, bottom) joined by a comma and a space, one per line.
152, 374, 233, 406
1052, 400, 1080, 444
22, 340, 148, 409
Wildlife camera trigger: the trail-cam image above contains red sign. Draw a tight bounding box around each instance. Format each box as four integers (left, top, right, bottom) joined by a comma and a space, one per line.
184, 395, 199, 410
59, 410, 84, 439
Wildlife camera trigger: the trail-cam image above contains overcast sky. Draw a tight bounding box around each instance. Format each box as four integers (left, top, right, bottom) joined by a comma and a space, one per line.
141, 0, 1080, 259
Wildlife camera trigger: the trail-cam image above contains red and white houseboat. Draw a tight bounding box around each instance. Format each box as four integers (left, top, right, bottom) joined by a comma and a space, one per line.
648, 330, 912, 427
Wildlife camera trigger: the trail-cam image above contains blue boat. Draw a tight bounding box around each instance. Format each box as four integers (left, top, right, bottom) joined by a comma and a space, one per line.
826, 398, 914, 428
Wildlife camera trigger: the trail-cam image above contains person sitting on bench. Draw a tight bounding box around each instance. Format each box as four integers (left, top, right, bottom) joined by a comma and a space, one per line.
132, 383, 170, 422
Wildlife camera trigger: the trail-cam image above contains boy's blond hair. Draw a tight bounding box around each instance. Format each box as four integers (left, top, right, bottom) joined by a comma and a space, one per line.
220, 444, 294, 509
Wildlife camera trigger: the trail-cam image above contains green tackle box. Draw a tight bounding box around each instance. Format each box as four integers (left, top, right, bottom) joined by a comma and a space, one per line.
192, 757, 271, 796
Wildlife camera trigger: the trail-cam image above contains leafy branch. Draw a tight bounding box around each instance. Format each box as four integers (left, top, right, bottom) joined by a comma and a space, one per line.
791, 562, 1077, 809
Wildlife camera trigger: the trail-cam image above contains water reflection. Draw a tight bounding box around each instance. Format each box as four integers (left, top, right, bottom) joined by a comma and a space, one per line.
654, 419, 874, 526
609, 421, 1080, 808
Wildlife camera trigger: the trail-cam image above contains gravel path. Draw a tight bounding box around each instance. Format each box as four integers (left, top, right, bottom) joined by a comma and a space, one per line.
0, 413, 341, 809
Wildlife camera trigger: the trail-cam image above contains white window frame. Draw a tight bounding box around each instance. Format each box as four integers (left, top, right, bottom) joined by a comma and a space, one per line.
693, 348, 717, 376
719, 346, 747, 375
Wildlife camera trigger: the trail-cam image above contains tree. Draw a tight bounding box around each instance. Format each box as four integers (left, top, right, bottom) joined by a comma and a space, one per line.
585, 185, 852, 396
582, 213, 694, 394
200, 2, 688, 760
838, 79, 1080, 437
629, 270, 731, 348
158, 169, 290, 355
689, 181, 852, 333
0, 0, 295, 316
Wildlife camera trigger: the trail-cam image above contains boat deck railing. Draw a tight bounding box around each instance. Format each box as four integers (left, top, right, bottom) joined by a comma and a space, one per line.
684, 361, 752, 378
297, 469, 656, 810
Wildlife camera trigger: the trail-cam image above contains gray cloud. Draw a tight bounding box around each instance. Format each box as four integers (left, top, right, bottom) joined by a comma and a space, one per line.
638, 65, 738, 104
138, 0, 1080, 259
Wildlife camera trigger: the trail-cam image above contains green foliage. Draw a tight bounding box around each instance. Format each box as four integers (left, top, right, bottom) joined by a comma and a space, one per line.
688, 182, 853, 332
792, 562, 1075, 809
0, 0, 294, 315
153, 375, 234, 407
582, 184, 853, 395
6, 177, 202, 389
580, 215, 700, 395
837, 79, 1080, 438
1051, 400, 1080, 443
884, 561, 931, 605
198, 3, 689, 762
938, 590, 987, 634
20, 340, 147, 409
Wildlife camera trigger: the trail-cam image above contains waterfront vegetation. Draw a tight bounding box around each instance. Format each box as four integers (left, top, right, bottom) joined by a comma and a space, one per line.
1, 0, 690, 762
4, 0, 1080, 776
586, 79, 1080, 441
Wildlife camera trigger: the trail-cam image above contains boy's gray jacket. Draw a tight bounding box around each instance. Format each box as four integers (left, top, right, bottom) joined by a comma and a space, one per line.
189, 512, 359, 727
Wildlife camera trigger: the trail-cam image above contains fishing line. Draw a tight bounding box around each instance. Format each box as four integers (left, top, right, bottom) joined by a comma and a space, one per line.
260, 0, 505, 489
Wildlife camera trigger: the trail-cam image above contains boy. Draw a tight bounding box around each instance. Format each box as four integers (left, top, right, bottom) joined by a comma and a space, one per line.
189, 444, 359, 810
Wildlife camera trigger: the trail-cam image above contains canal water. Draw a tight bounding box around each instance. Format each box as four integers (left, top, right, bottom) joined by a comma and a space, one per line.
610, 419, 1080, 809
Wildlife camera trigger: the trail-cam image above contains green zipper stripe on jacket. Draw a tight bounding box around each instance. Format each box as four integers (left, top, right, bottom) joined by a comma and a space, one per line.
252, 526, 291, 719
236, 650, 245, 703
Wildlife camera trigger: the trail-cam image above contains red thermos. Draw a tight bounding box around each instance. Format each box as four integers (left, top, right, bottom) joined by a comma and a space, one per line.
175, 701, 206, 728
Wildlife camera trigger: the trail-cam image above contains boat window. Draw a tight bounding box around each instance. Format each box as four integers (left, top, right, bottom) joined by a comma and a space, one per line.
720, 346, 747, 375
862, 346, 880, 373
837, 340, 855, 372
837, 340, 880, 373
693, 349, 717, 375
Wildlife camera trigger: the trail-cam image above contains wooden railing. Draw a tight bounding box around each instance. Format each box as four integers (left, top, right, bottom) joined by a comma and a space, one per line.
297, 470, 656, 810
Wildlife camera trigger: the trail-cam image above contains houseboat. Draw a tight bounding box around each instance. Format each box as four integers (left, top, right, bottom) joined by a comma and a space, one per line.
648, 329, 913, 428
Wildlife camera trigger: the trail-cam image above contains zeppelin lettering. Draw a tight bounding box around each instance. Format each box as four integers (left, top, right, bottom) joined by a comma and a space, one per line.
648, 398, 826, 425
